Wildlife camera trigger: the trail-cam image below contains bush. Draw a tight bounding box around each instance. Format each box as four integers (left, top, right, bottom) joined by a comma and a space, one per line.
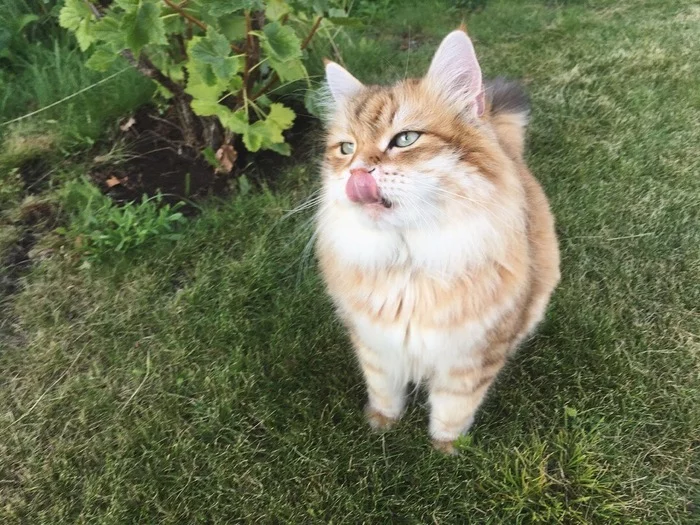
59, 0, 352, 171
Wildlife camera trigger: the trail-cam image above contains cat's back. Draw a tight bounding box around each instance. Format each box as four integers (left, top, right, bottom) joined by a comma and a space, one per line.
486, 78, 561, 320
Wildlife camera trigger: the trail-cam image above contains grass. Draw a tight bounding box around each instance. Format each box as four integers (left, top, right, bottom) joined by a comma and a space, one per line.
1, 0, 700, 522
0, 40, 153, 146
0, 0, 153, 148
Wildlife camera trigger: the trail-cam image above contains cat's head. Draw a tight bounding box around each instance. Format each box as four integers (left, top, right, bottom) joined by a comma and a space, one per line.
320, 29, 516, 230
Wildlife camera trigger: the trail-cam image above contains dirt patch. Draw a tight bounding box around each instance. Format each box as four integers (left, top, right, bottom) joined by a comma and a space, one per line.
18, 157, 53, 193
89, 103, 317, 211
0, 198, 58, 299
90, 106, 228, 209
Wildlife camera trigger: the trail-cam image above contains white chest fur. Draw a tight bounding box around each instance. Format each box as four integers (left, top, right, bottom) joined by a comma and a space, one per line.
319, 205, 518, 382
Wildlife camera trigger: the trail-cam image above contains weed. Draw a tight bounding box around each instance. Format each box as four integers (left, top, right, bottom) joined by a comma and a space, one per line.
57, 179, 186, 260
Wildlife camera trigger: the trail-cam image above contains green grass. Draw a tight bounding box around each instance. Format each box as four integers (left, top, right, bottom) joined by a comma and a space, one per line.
0, 0, 153, 148
0, 39, 154, 146
1, 0, 700, 522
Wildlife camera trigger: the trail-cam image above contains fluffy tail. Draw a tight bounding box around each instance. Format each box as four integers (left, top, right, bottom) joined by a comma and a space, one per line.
485, 78, 530, 161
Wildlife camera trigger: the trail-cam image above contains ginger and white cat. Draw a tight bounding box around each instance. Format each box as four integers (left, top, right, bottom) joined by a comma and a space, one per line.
315, 29, 560, 454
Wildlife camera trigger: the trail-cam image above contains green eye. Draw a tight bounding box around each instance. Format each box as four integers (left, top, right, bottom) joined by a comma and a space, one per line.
340, 142, 355, 155
393, 131, 421, 148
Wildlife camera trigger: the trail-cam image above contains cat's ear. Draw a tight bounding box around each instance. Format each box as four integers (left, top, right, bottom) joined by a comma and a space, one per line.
426, 30, 484, 117
325, 60, 364, 103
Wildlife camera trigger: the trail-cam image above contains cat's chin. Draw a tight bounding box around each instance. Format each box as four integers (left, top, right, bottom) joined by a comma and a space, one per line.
355, 199, 393, 220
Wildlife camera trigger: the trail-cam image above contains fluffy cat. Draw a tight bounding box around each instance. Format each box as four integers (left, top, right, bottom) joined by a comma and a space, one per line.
315, 29, 560, 454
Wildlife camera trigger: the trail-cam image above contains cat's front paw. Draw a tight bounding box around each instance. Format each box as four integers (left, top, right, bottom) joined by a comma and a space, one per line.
432, 439, 459, 455
364, 406, 398, 431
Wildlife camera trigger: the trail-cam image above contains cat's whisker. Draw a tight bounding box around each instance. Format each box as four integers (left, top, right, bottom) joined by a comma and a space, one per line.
281, 189, 324, 220
419, 185, 517, 230
404, 192, 441, 230
296, 229, 319, 286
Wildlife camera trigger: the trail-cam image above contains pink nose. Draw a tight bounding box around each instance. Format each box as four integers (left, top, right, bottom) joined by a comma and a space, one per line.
346, 168, 380, 204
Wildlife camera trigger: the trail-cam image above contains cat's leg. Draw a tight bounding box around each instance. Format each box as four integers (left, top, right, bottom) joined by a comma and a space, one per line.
428, 348, 508, 454
351, 334, 407, 431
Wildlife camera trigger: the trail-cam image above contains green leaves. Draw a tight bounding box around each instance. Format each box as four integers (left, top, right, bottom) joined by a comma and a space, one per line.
258, 22, 306, 82
60, 179, 186, 260
64, 0, 167, 57
265, 0, 290, 21
204, 0, 264, 18
219, 109, 249, 134
121, 1, 166, 56
218, 15, 246, 41
189, 29, 241, 84
59, 0, 96, 51
86, 47, 118, 72
191, 101, 295, 154
185, 30, 241, 104
266, 103, 295, 131
59, 0, 332, 159
260, 23, 300, 61
185, 57, 230, 102
242, 103, 295, 153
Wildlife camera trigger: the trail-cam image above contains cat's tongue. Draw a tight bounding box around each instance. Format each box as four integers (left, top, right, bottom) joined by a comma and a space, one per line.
346, 169, 380, 204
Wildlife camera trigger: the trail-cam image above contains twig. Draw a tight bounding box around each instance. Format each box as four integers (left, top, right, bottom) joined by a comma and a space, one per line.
250, 72, 278, 103
128, 51, 186, 96
323, 23, 346, 66
83, 0, 100, 18
301, 16, 323, 50
175, 33, 187, 60
242, 11, 253, 100
83, 2, 198, 144
162, 0, 206, 31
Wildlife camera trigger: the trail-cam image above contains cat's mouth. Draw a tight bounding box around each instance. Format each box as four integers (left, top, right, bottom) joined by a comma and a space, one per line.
364, 195, 393, 210
346, 169, 393, 210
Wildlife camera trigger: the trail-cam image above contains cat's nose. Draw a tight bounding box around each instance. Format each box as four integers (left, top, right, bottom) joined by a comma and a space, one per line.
347, 168, 380, 204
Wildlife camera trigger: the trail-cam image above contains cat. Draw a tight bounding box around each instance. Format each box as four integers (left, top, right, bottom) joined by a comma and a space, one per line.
315, 29, 560, 454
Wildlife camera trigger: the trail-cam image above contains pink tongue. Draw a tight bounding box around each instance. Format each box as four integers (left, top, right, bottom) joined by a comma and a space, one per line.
346, 169, 380, 204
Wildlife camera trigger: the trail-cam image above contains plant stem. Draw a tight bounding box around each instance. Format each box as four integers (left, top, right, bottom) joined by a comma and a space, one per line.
242, 11, 252, 102
83, 0, 100, 18
82, 0, 200, 146
301, 16, 323, 50
162, 0, 207, 32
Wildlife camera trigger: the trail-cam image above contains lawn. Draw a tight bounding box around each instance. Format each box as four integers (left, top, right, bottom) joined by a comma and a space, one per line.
1, 0, 699, 523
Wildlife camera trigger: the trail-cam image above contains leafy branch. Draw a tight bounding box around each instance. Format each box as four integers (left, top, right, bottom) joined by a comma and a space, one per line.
61, 0, 349, 169
161, 0, 206, 31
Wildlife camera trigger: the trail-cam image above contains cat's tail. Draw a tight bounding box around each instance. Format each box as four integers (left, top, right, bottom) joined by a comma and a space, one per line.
485, 78, 530, 161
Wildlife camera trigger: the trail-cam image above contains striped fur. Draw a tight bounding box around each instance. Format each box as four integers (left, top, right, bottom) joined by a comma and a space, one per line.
315, 30, 560, 454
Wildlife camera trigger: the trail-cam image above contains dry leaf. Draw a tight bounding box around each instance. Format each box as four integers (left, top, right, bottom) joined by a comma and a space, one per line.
215, 145, 237, 174
120, 116, 136, 132
105, 176, 121, 188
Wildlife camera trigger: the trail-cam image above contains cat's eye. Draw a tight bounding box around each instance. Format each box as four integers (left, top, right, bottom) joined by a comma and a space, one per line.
393, 131, 421, 148
340, 142, 355, 155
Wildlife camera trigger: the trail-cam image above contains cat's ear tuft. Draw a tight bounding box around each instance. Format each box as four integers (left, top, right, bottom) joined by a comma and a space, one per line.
426, 30, 484, 117
325, 61, 364, 103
